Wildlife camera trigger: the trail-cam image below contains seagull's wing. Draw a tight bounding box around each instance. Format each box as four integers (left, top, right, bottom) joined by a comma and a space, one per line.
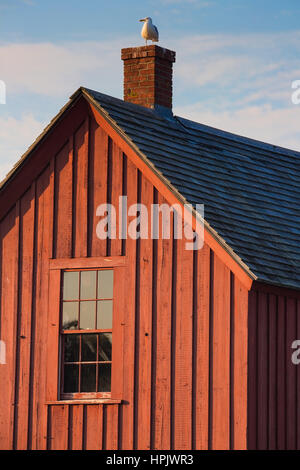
153, 25, 159, 41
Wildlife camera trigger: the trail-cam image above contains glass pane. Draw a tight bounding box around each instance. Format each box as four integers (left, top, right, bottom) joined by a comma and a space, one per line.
64, 334, 80, 363
80, 271, 96, 300
98, 270, 114, 299
80, 301, 96, 330
99, 333, 112, 361
81, 334, 97, 362
98, 364, 111, 392
62, 302, 79, 330
81, 364, 96, 392
64, 364, 79, 393
63, 272, 79, 300
97, 300, 113, 329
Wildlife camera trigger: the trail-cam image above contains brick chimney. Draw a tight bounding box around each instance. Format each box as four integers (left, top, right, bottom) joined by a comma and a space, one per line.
121, 45, 176, 111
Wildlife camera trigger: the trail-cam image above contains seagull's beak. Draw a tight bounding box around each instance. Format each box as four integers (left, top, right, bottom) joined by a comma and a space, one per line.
139, 18, 146, 22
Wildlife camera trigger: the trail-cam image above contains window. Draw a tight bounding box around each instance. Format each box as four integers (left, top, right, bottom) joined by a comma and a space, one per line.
60, 269, 114, 399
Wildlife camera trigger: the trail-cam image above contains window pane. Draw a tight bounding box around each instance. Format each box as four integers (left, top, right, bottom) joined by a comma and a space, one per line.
64, 334, 80, 363
97, 300, 113, 329
81, 364, 96, 392
98, 270, 114, 299
81, 334, 97, 362
98, 364, 111, 392
63, 272, 79, 300
99, 333, 112, 361
80, 271, 96, 300
62, 302, 79, 330
80, 301, 96, 330
64, 364, 79, 393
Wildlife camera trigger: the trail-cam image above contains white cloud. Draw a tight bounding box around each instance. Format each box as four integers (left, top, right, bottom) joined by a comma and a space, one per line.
0, 114, 45, 182
1, 30, 300, 178
174, 102, 300, 151
0, 38, 136, 98
1, 31, 299, 105
171, 31, 300, 102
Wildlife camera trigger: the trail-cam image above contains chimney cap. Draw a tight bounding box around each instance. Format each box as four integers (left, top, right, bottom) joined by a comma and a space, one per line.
121, 45, 176, 63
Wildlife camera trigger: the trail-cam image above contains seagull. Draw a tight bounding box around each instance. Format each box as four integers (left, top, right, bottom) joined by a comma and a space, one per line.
139, 17, 159, 45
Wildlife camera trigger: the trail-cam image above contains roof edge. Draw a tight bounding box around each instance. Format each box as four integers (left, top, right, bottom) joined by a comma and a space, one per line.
0, 86, 257, 288
0, 87, 83, 192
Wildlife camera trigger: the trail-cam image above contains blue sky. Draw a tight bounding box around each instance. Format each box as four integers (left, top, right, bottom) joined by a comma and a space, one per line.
1, 0, 300, 179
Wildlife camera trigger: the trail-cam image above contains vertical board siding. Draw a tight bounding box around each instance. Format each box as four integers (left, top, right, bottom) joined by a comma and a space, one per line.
105, 405, 119, 450
257, 292, 268, 450
286, 298, 297, 450
152, 194, 173, 450
247, 290, 257, 449
84, 405, 103, 450
89, 121, 108, 257
0, 206, 19, 449
14, 186, 35, 449
30, 167, 52, 450
110, 142, 123, 257
277, 295, 286, 450
173, 229, 193, 450
233, 277, 248, 450
135, 175, 153, 450
193, 243, 210, 449
0, 104, 249, 450
70, 405, 84, 450
268, 294, 277, 450
297, 300, 300, 450
54, 141, 73, 259
73, 119, 89, 258
295, 299, 300, 449
212, 254, 230, 450
119, 157, 137, 450
248, 288, 300, 449
49, 405, 69, 450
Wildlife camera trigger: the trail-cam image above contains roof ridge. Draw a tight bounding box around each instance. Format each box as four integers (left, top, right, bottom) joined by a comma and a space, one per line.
176, 115, 300, 159
83, 87, 300, 158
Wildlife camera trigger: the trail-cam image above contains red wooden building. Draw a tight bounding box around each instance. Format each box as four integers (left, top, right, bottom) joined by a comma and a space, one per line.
0, 44, 299, 450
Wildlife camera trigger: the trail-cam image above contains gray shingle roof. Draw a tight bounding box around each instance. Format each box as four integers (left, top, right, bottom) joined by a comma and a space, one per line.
85, 88, 300, 290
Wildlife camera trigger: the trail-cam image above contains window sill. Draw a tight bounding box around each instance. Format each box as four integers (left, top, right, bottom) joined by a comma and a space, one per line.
46, 399, 122, 405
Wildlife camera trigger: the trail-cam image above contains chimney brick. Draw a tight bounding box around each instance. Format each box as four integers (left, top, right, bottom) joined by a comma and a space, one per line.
121, 45, 176, 110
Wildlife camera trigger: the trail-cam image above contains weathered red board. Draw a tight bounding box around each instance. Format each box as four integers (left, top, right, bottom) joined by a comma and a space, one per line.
0, 97, 249, 450
248, 283, 300, 450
